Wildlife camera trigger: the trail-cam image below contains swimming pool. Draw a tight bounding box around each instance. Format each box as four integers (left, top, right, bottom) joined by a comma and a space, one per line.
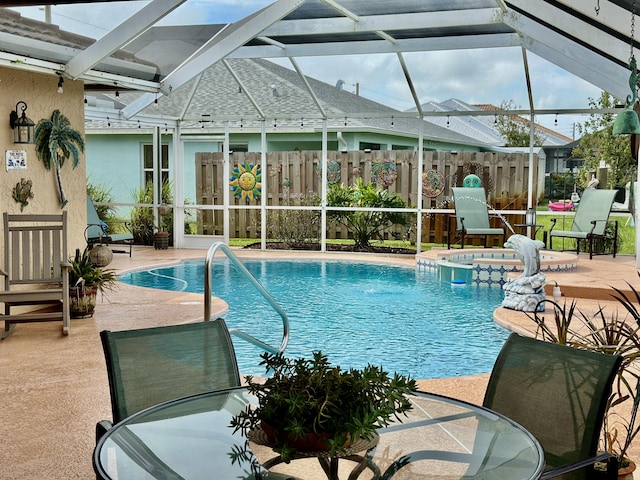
118, 260, 508, 379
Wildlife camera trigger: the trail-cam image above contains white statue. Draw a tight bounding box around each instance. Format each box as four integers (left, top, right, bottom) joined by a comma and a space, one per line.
502, 234, 547, 312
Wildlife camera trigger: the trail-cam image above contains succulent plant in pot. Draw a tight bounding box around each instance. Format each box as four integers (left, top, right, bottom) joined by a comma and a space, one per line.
230, 351, 417, 462
69, 248, 117, 318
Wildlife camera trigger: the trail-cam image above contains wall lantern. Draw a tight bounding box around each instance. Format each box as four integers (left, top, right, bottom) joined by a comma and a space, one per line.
9, 101, 35, 144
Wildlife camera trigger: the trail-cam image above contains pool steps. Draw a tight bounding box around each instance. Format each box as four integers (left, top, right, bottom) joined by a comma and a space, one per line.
416, 248, 578, 288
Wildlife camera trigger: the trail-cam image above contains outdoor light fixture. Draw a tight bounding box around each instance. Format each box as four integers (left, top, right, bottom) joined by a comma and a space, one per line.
9, 101, 35, 144
57, 74, 64, 94
525, 208, 536, 227
614, 0, 640, 135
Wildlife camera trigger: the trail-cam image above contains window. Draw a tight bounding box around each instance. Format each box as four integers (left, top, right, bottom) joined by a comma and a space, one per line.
143, 144, 169, 186
359, 142, 381, 151
221, 143, 249, 153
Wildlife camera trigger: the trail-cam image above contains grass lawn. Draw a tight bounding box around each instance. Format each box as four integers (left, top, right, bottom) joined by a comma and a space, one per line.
534, 211, 635, 255
227, 212, 636, 255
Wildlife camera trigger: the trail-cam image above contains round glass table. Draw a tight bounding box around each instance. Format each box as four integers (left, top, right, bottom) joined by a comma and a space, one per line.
94, 386, 544, 480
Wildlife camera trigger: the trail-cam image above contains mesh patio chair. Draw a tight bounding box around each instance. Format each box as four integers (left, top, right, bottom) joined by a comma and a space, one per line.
96, 319, 241, 442
483, 333, 622, 480
86, 195, 133, 257
448, 187, 505, 248
548, 189, 618, 260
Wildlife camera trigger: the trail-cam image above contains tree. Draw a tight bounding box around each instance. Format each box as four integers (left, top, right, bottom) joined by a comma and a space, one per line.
572, 91, 635, 189
495, 100, 546, 147
34, 109, 85, 208
326, 178, 412, 249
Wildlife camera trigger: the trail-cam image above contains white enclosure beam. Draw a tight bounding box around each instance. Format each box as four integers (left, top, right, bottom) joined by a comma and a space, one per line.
65, 0, 185, 79
122, 0, 307, 119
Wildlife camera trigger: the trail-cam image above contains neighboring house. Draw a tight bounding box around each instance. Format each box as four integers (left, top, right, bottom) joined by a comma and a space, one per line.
544, 139, 583, 174
416, 99, 572, 147
85, 57, 502, 207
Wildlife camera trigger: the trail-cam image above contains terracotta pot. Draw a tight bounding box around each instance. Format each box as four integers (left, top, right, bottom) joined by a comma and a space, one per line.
261, 422, 349, 452
619, 460, 636, 480
69, 285, 98, 319
154, 232, 169, 250
594, 459, 636, 480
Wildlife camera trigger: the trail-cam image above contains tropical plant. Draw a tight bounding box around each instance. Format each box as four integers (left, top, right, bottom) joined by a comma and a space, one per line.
230, 351, 417, 462
130, 180, 174, 245
573, 92, 636, 189
69, 248, 117, 293
34, 109, 85, 208
527, 286, 640, 468
326, 178, 413, 249
87, 178, 119, 231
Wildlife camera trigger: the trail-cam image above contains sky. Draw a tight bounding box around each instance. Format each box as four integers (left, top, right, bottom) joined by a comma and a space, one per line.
11, 0, 605, 140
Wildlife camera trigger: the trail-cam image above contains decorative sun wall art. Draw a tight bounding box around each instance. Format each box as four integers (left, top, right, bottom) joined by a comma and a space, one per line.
230, 161, 262, 202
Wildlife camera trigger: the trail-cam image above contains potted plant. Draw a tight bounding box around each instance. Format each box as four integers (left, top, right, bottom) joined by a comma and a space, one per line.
528, 290, 640, 478
230, 351, 417, 462
153, 226, 169, 250
68, 248, 117, 318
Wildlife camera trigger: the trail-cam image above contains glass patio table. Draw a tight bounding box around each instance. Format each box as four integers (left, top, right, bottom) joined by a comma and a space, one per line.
93, 386, 544, 480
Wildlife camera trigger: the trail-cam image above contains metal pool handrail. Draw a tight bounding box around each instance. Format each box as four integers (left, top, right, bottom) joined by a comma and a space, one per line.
204, 242, 289, 354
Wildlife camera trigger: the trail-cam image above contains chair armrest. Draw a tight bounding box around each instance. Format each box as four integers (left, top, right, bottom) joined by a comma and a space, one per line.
549, 217, 558, 233
96, 419, 113, 444
589, 219, 609, 234
540, 452, 616, 479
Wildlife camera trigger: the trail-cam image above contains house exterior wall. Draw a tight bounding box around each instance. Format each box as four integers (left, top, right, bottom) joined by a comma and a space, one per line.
0, 67, 86, 255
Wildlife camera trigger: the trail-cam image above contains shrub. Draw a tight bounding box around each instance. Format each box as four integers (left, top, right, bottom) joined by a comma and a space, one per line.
266, 189, 320, 247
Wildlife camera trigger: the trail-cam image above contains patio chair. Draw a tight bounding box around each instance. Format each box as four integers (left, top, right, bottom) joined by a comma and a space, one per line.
548, 189, 618, 260
86, 195, 133, 257
448, 187, 505, 248
0, 212, 70, 339
96, 319, 241, 442
483, 333, 622, 480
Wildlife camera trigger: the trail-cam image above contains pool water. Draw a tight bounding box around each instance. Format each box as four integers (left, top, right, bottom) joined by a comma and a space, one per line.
118, 260, 508, 379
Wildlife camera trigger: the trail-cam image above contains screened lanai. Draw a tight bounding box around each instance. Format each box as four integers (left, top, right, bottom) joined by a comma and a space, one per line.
4, 0, 639, 255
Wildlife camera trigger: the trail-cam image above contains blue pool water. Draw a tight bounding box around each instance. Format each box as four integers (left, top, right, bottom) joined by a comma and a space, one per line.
118, 260, 508, 379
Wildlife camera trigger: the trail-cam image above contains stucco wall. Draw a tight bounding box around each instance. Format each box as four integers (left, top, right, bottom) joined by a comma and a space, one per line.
0, 67, 87, 256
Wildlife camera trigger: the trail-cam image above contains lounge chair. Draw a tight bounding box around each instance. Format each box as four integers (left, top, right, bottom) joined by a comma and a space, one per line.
548, 189, 618, 259
0, 212, 70, 338
86, 195, 133, 256
448, 187, 505, 248
96, 319, 241, 442
484, 333, 621, 479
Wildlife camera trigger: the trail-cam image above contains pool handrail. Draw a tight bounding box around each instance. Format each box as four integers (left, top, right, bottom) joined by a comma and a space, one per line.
204, 242, 289, 354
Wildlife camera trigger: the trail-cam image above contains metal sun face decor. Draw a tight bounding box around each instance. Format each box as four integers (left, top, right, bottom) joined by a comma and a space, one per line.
230, 161, 262, 202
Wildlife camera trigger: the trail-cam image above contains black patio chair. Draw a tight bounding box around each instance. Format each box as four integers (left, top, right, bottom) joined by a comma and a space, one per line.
483, 333, 622, 480
96, 319, 241, 443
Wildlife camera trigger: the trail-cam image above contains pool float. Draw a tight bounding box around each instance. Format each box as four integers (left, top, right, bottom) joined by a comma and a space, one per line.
548, 200, 573, 212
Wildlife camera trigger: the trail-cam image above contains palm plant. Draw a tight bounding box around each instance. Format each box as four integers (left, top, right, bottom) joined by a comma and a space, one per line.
326, 178, 413, 249
34, 109, 85, 208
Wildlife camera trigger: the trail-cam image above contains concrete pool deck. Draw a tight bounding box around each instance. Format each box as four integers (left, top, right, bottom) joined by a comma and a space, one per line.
1, 246, 639, 479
